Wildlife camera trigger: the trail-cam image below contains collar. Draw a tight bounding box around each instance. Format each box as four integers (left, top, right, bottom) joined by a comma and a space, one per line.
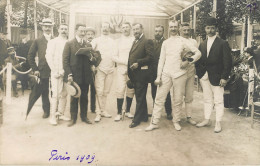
43, 33, 52, 41
75, 35, 83, 43
207, 35, 217, 41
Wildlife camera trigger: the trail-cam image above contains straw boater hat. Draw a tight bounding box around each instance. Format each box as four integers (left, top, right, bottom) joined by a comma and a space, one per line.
85, 27, 96, 34
66, 81, 81, 98
39, 18, 54, 26
205, 17, 217, 26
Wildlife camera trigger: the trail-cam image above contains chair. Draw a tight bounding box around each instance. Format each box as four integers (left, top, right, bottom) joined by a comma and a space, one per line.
251, 101, 260, 128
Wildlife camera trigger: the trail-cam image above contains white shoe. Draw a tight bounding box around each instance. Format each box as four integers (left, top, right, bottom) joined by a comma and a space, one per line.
114, 115, 122, 121
101, 111, 112, 118
214, 121, 222, 133
59, 115, 70, 121
145, 124, 159, 131
196, 119, 211, 127
49, 116, 57, 126
95, 114, 101, 122
125, 112, 134, 118
173, 122, 181, 131
187, 117, 197, 125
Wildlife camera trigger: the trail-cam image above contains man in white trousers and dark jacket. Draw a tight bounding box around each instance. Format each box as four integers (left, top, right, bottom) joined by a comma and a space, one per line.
91, 22, 117, 122
145, 20, 201, 131
112, 22, 135, 121
46, 24, 70, 125
195, 17, 232, 133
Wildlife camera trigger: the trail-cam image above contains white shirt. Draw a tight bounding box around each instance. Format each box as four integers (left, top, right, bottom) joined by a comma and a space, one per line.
157, 36, 201, 79
201, 35, 217, 80
43, 33, 52, 41
91, 35, 117, 74
185, 38, 199, 76
75, 35, 84, 44
45, 36, 68, 75
112, 35, 135, 74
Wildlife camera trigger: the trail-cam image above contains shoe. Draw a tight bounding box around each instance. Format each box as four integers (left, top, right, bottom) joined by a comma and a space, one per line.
95, 114, 101, 122
67, 120, 76, 127
101, 111, 112, 118
42, 113, 50, 119
148, 114, 152, 117
125, 112, 134, 119
142, 117, 148, 122
59, 115, 71, 121
173, 122, 181, 131
91, 110, 96, 113
129, 122, 140, 128
214, 121, 222, 133
187, 117, 197, 125
114, 114, 122, 121
82, 118, 92, 124
49, 116, 57, 126
145, 124, 159, 131
167, 114, 173, 120
196, 119, 211, 127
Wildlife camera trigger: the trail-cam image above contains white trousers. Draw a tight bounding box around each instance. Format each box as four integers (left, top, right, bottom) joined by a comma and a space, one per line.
50, 75, 67, 116
151, 73, 187, 124
200, 78, 224, 121
184, 70, 195, 118
116, 70, 134, 99
95, 68, 114, 115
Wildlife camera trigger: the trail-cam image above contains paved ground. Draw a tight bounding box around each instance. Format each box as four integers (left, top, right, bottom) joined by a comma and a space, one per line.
0, 71, 260, 166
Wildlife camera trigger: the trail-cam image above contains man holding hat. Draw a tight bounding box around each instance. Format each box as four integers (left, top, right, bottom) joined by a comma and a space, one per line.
195, 17, 232, 133
28, 18, 53, 119
63, 23, 99, 127
46, 24, 70, 125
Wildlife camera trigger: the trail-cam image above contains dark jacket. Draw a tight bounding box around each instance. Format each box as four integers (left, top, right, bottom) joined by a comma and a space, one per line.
28, 36, 51, 79
63, 38, 97, 85
195, 37, 232, 86
0, 39, 11, 67
152, 37, 165, 80
128, 35, 154, 84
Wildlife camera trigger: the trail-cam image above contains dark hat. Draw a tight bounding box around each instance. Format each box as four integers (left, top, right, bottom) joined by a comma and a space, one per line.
127, 80, 134, 89
205, 17, 217, 26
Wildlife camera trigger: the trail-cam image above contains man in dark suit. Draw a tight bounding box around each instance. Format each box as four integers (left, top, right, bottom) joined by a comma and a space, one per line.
195, 17, 232, 133
151, 25, 172, 120
128, 23, 154, 128
28, 18, 53, 118
63, 24, 98, 127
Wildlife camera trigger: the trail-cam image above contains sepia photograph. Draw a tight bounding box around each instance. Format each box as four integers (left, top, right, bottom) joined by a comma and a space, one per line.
0, 0, 260, 165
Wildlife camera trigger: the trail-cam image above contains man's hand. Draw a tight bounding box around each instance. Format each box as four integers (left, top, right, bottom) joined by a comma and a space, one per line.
154, 77, 162, 87
130, 63, 138, 70
180, 60, 189, 69
34, 71, 40, 77
219, 79, 227, 87
68, 75, 73, 82
91, 66, 97, 75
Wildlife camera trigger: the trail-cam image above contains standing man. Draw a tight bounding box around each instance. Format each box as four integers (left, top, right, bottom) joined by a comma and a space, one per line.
195, 17, 232, 133
179, 23, 198, 125
28, 18, 53, 118
63, 23, 97, 127
128, 23, 154, 128
91, 22, 117, 122
145, 20, 201, 131
112, 22, 135, 121
46, 24, 70, 125
151, 25, 172, 120
85, 27, 96, 113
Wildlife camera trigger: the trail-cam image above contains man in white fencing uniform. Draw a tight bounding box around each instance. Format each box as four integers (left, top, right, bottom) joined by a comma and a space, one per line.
91, 22, 117, 122
112, 22, 135, 121
145, 20, 201, 131
46, 24, 70, 125
179, 22, 199, 125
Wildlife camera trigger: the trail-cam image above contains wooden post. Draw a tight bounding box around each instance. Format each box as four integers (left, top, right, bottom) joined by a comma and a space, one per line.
34, 0, 37, 39
180, 12, 183, 24
241, 19, 246, 53
193, 4, 196, 32
212, 0, 217, 18
6, 63, 12, 104
6, 0, 11, 40
247, 17, 253, 47
69, 4, 75, 40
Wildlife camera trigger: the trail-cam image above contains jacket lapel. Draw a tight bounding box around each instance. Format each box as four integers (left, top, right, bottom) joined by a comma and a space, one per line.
130, 35, 144, 53
208, 37, 219, 59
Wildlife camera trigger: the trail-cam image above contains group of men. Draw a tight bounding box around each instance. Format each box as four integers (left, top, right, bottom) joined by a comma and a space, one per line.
25, 16, 232, 133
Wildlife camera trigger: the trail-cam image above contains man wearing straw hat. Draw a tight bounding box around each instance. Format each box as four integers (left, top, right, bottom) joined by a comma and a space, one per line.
46, 24, 70, 125
28, 18, 54, 119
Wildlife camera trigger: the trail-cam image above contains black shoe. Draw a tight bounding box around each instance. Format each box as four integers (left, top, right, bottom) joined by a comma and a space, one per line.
129, 122, 140, 128
148, 114, 152, 117
82, 118, 92, 124
91, 110, 96, 113
42, 113, 50, 119
68, 120, 76, 127
167, 114, 173, 120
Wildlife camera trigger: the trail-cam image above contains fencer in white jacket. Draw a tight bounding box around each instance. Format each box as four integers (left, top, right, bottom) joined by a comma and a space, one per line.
112, 22, 135, 121
46, 24, 70, 125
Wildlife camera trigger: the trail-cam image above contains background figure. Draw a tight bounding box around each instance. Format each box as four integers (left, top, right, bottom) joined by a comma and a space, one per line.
91, 22, 117, 122
195, 17, 232, 133
46, 24, 70, 126
27, 18, 53, 119
112, 22, 135, 121
128, 23, 154, 128
85, 27, 96, 113
151, 24, 172, 120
